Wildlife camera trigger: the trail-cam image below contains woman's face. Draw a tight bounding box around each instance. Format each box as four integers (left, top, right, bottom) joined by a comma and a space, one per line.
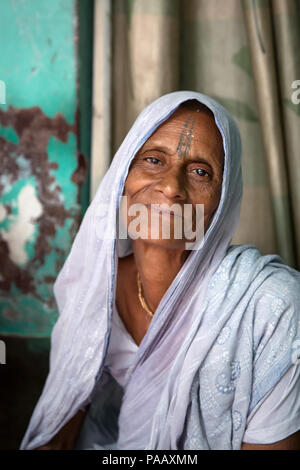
122, 105, 224, 249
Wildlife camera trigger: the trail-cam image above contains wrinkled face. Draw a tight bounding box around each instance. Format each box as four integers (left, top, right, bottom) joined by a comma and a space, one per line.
122, 104, 224, 249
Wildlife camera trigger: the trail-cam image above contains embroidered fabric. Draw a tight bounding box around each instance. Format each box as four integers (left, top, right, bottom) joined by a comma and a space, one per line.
77, 301, 300, 448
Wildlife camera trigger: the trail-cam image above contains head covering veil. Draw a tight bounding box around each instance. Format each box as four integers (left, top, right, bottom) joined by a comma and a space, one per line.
20, 91, 299, 450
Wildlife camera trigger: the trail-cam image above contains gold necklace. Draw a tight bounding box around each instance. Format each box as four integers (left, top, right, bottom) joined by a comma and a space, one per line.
137, 272, 154, 317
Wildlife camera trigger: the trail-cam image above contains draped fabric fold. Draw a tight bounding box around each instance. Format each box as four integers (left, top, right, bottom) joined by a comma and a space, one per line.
242, 0, 298, 267
112, 0, 180, 154
271, 0, 300, 266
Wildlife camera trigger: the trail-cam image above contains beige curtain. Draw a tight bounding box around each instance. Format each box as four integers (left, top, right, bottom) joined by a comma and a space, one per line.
242, 0, 299, 267
93, 0, 300, 268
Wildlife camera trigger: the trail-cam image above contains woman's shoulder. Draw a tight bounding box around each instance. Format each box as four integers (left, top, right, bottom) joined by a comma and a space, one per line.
221, 244, 300, 319
226, 244, 300, 289
228, 246, 300, 354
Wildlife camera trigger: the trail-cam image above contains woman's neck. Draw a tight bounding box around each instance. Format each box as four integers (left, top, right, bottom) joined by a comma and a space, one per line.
132, 241, 189, 313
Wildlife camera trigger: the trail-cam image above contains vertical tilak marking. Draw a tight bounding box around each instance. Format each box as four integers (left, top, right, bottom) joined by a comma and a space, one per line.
176, 115, 191, 159
185, 118, 195, 157
177, 115, 195, 160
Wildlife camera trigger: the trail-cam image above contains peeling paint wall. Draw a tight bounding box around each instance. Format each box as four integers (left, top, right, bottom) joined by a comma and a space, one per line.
0, 0, 91, 337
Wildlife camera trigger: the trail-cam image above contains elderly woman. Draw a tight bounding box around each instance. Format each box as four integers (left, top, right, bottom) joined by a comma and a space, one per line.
21, 91, 300, 450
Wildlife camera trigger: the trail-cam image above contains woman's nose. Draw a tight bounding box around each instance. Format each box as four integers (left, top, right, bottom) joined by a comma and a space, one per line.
154, 168, 186, 200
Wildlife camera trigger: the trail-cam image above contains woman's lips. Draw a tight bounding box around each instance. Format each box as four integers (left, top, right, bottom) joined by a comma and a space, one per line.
146, 203, 183, 218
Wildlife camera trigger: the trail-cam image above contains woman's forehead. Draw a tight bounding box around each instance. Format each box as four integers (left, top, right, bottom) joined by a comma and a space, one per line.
139, 106, 225, 162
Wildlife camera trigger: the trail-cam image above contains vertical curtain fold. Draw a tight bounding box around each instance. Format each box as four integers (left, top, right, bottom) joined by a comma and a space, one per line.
271, 0, 300, 266
112, 0, 180, 153
90, 0, 112, 199
242, 0, 296, 267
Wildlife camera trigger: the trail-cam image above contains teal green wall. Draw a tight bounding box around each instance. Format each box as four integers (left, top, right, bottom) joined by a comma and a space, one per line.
0, 0, 93, 337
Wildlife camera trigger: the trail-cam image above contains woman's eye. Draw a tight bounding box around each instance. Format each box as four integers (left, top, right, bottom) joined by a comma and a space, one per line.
145, 157, 161, 165
194, 168, 209, 177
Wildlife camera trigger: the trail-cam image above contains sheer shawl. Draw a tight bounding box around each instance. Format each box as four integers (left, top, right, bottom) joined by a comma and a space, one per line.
20, 91, 300, 450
